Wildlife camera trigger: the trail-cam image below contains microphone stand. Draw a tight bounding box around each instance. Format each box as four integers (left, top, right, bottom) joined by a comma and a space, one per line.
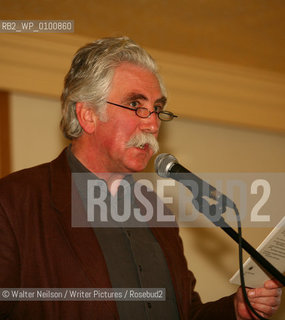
194, 197, 285, 286
156, 153, 284, 319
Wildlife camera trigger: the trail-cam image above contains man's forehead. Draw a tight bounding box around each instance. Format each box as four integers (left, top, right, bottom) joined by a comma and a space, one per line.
110, 62, 167, 103
123, 92, 167, 105
112, 62, 159, 85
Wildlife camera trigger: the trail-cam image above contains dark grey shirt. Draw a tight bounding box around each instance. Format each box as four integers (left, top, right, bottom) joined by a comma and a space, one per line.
66, 147, 180, 319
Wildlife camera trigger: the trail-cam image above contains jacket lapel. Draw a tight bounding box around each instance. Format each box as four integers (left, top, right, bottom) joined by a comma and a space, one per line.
49, 149, 118, 317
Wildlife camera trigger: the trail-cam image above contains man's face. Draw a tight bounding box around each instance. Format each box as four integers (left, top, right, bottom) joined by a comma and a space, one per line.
91, 62, 166, 173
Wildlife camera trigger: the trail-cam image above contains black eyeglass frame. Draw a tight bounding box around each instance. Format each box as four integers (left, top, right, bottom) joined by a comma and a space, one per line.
106, 101, 178, 121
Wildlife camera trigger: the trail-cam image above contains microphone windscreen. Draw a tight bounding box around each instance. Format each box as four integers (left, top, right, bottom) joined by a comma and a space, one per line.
155, 153, 177, 178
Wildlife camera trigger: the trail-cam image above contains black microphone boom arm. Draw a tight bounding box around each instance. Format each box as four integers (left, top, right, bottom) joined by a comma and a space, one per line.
155, 153, 285, 286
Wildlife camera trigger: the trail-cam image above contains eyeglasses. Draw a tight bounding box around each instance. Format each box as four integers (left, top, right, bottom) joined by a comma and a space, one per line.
106, 101, 178, 121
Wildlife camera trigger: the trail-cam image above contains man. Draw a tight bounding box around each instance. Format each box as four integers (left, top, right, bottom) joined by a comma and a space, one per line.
0, 36, 282, 319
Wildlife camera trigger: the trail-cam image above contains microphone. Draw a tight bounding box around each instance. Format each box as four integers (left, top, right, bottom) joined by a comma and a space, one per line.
155, 153, 235, 213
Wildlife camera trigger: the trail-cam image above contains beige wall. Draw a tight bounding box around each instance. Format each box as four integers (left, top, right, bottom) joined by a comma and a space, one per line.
158, 118, 285, 173
9, 92, 285, 319
10, 93, 68, 172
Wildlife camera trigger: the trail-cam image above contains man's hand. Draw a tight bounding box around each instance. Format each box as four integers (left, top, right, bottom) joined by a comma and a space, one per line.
234, 279, 282, 319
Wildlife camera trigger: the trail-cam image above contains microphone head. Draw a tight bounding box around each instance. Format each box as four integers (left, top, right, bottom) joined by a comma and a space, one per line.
155, 153, 178, 178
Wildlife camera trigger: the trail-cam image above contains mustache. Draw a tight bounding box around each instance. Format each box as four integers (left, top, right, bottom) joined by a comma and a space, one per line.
126, 133, 159, 154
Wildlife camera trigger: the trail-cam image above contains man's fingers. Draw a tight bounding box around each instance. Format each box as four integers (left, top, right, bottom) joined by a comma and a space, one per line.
235, 284, 283, 320
249, 302, 279, 318
247, 286, 282, 298
249, 295, 281, 307
264, 279, 283, 289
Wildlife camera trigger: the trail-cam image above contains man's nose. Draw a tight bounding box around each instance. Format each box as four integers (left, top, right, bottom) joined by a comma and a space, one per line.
139, 112, 160, 134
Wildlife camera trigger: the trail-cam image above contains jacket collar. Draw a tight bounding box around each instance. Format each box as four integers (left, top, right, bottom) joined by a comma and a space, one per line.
50, 148, 71, 213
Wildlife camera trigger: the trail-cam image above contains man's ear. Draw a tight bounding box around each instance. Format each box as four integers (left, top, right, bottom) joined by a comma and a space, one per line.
75, 102, 97, 134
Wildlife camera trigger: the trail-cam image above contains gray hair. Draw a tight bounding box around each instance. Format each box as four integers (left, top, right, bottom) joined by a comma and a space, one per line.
60, 36, 166, 140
